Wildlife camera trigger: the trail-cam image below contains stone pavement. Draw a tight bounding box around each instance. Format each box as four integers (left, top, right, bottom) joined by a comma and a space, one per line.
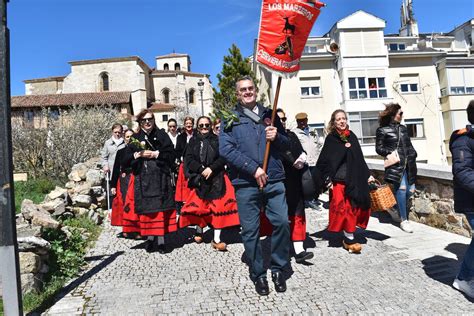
42, 199, 473, 315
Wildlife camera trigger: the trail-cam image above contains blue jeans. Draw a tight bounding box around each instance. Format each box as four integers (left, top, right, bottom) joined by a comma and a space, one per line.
234, 181, 290, 281
458, 212, 474, 281
394, 172, 415, 221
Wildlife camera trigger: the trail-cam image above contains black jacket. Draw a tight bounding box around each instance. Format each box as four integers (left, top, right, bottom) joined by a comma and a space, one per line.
449, 125, 474, 214
130, 128, 176, 214
175, 130, 195, 160
184, 132, 226, 200
375, 123, 417, 185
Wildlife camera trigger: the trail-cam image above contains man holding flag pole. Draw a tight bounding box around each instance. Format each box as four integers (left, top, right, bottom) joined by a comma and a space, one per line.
219, 0, 324, 296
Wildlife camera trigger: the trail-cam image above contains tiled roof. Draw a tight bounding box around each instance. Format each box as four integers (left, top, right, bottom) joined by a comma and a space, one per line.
11, 91, 131, 108
149, 103, 176, 112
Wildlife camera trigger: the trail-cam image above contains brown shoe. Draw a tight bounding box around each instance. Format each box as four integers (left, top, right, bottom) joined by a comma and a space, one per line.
211, 240, 227, 251
342, 240, 362, 254
194, 235, 203, 244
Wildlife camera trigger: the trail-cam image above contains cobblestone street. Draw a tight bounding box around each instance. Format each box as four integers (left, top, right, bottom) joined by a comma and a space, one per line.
44, 200, 473, 315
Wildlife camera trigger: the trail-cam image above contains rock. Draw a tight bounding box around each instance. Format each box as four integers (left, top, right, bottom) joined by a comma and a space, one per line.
39, 199, 66, 216
39, 263, 49, 274
84, 157, 102, 169
425, 213, 447, 229
448, 226, 471, 238
65, 181, 75, 189
19, 252, 41, 274
17, 236, 51, 255
71, 207, 89, 217
61, 226, 73, 238
31, 210, 60, 230
90, 203, 98, 210
447, 214, 463, 227
439, 184, 454, 200
21, 199, 38, 221
16, 223, 42, 238
434, 201, 454, 215
91, 186, 103, 196
74, 182, 92, 195
413, 198, 435, 215
86, 169, 103, 186
46, 186, 67, 201
96, 196, 107, 208
21, 273, 41, 294
68, 163, 89, 182
72, 194, 92, 208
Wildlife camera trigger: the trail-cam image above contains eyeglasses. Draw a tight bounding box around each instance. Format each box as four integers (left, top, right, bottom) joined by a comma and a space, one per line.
198, 123, 210, 129
280, 117, 287, 122
140, 117, 154, 123
239, 86, 255, 93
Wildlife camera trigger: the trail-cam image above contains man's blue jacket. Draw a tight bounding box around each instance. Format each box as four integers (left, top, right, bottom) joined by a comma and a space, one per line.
219, 103, 289, 187
449, 124, 474, 213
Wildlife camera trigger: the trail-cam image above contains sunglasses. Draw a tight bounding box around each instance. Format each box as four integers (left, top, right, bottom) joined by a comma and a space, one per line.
198, 123, 210, 129
140, 117, 154, 123
239, 86, 255, 93
280, 117, 287, 122
398, 111, 404, 116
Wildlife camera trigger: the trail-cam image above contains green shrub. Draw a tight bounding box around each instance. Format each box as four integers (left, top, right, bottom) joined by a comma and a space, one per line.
14, 178, 59, 213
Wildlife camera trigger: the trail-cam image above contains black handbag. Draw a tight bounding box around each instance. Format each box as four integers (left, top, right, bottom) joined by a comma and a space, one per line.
301, 166, 316, 200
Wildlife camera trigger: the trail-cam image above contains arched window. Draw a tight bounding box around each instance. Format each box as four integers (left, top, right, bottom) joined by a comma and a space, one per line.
162, 88, 170, 104
188, 89, 195, 104
174, 63, 181, 71
163, 63, 169, 71
100, 72, 109, 91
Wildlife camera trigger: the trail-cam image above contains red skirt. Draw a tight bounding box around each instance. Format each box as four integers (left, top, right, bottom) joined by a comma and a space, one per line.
328, 182, 370, 233
110, 180, 124, 227
139, 210, 178, 236
260, 213, 306, 241
179, 174, 240, 229
121, 174, 141, 234
175, 164, 192, 202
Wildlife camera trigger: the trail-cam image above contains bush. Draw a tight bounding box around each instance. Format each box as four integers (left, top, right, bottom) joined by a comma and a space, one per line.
12, 105, 129, 181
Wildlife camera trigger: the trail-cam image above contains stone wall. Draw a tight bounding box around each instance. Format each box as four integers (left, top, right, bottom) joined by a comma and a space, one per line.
366, 159, 471, 237
15, 157, 106, 294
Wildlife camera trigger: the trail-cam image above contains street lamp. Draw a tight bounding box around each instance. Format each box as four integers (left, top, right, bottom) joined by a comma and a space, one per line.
197, 78, 204, 116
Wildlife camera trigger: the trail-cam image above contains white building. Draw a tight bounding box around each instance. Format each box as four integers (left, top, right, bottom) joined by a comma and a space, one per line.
253, 2, 473, 165
14, 53, 214, 129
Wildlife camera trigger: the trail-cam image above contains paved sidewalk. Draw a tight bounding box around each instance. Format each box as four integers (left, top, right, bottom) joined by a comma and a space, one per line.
43, 201, 473, 315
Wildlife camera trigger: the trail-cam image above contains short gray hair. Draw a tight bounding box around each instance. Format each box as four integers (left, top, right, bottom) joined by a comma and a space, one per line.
235, 75, 255, 90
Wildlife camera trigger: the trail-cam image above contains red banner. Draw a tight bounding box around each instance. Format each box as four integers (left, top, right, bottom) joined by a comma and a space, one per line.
256, 0, 324, 75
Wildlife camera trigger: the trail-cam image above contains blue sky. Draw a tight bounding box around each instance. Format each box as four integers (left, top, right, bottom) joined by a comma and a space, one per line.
7, 0, 474, 96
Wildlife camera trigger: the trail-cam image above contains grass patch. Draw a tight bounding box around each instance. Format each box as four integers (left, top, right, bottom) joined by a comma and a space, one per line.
14, 178, 60, 214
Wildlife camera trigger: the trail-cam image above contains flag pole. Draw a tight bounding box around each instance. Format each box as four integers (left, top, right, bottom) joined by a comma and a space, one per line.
261, 76, 282, 175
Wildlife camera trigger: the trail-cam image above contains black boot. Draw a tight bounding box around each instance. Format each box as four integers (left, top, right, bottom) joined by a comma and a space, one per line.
272, 271, 287, 293
254, 277, 270, 296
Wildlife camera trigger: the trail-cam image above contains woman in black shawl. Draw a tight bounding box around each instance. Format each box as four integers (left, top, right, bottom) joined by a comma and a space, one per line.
127, 109, 177, 253
179, 116, 240, 251
316, 109, 374, 254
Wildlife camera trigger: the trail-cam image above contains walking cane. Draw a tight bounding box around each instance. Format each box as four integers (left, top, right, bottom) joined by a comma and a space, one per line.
106, 171, 111, 214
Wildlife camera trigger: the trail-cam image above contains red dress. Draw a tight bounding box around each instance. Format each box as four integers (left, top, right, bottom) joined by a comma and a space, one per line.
328, 182, 371, 233
120, 174, 141, 234
175, 164, 192, 203
179, 174, 240, 229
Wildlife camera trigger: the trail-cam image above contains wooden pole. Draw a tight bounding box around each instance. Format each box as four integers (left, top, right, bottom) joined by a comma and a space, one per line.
262, 76, 282, 174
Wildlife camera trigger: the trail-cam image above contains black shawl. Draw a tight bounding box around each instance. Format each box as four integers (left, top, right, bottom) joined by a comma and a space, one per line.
316, 130, 371, 210
184, 132, 226, 200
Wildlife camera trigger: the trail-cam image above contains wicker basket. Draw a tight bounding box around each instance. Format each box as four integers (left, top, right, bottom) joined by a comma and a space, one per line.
370, 180, 396, 211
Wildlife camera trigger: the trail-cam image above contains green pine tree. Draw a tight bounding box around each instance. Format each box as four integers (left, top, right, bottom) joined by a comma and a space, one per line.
212, 44, 265, 121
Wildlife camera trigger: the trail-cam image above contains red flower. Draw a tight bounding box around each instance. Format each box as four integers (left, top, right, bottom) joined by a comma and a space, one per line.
339, 129, 350, 142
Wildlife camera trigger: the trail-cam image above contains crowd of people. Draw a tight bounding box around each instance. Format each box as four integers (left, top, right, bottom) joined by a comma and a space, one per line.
100, 77, 474, 298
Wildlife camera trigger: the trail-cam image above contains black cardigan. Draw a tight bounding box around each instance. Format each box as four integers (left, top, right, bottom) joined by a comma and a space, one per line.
184, 132, 226, 200
316, 131, 371, 210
